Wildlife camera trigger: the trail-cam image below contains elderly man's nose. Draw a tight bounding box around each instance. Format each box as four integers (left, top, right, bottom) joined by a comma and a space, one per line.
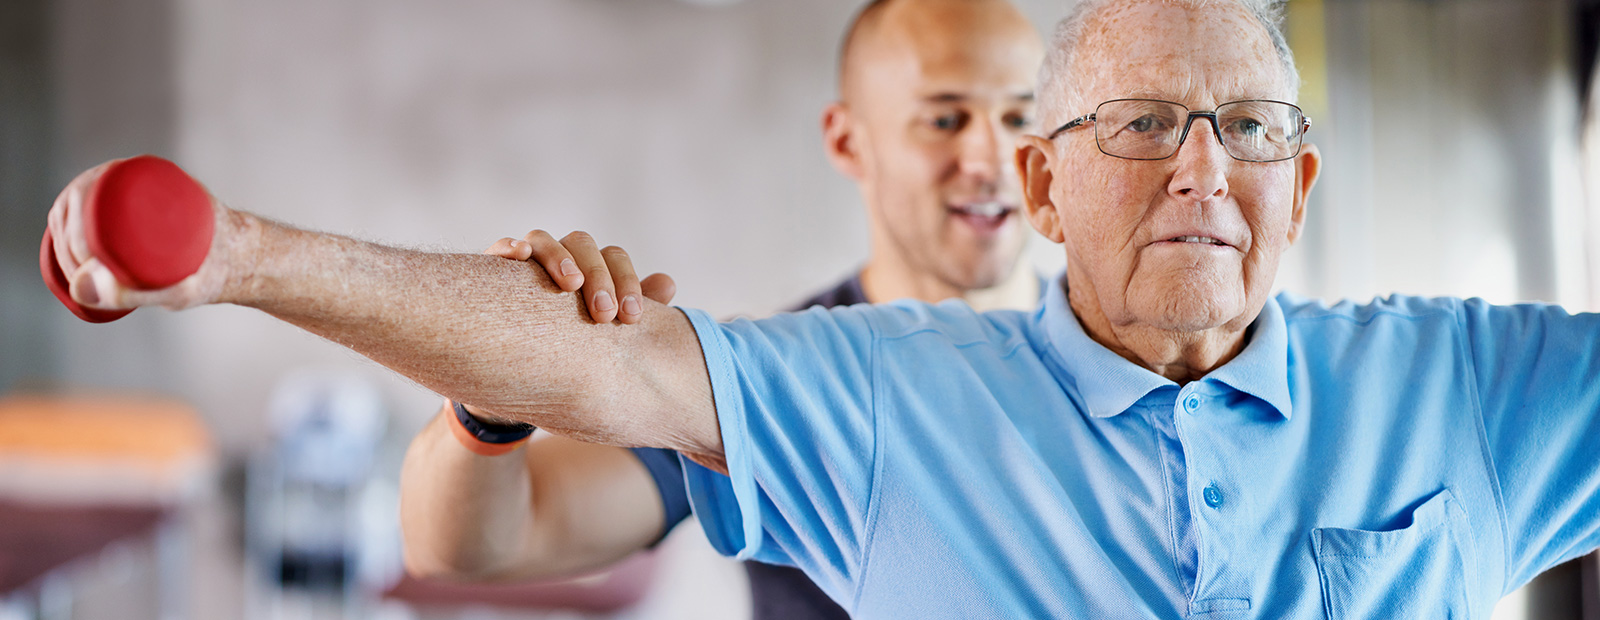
1169, 119, 1230, 201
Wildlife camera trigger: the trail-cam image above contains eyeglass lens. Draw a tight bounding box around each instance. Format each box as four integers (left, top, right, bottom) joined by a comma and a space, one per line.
1093, 99, 1305, 162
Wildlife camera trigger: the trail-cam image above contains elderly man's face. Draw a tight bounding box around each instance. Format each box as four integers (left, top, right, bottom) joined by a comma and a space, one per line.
831, 0, 1044, 291
1023, 1, 1319, 335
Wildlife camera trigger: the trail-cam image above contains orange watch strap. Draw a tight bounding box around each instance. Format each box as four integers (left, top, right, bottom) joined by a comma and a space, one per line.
447, 401, 532, 457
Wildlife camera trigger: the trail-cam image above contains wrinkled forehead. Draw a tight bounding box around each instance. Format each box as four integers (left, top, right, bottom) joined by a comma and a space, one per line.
1074, 1, 1287, 109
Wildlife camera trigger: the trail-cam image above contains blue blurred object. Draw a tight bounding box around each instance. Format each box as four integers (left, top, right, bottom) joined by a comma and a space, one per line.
245, 369, 393, 619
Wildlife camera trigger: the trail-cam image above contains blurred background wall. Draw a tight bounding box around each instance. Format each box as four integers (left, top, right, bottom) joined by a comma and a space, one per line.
0, 0, 1597, 618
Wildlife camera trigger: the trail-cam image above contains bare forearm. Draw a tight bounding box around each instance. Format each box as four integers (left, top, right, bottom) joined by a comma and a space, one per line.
400, 404, 670, 581
220, 214, 573, 413
400, 406, 535, 579
214, 211, 718, 453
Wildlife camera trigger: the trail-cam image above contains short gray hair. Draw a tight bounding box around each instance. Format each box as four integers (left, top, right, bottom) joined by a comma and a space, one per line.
1036, 0, 1301, 131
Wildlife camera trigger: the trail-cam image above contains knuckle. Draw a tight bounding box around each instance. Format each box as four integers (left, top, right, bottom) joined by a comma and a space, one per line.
561, 231, 594, 245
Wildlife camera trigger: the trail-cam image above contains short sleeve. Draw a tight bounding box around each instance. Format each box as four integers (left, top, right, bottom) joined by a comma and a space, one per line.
677, 305, 879, 592
626, 447, 691, 546
1462, 298, 1600, 590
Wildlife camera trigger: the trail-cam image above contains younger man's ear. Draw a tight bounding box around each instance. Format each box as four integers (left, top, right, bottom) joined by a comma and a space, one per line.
822, 102, 863, 181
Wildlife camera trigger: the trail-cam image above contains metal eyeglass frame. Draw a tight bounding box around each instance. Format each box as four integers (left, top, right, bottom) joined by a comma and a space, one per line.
1045, 98, 1312, 163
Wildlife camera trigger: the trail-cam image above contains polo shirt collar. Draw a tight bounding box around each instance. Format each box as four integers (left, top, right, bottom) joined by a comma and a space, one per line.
1205, 292, 1292, 420
1039, 275, 1293, 420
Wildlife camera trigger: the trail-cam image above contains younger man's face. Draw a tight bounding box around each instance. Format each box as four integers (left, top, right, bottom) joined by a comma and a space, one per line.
845, 0, 1044, 291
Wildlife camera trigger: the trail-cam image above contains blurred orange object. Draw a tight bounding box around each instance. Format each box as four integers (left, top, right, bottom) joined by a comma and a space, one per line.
0, 393, 216, 505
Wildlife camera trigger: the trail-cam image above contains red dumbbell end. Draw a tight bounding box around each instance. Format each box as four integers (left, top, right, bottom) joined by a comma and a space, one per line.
39, 155, 214, 323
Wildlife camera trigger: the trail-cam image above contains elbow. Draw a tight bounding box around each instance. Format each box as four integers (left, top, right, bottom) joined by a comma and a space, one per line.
401, 542, 508, 582
402, 539, 583, 583
401, 548, 458, 581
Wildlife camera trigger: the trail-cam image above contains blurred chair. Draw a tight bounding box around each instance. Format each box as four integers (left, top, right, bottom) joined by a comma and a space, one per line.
0, 393, 217, 620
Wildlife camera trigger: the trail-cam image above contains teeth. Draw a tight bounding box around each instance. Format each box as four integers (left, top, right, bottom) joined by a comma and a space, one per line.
1170, 236, 1224, 245
957, 202, 1009, 217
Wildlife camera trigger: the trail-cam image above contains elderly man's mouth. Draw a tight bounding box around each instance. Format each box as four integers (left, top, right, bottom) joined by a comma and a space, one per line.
1167, 236, 1228, 246
948, 202, 1016, 235
1150, 233, 1241, 252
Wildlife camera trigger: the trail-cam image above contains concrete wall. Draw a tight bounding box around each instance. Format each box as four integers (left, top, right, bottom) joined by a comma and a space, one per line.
0, 0, 60, 395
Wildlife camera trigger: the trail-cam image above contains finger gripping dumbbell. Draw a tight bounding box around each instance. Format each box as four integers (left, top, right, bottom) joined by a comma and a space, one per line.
40, 155, 214, 323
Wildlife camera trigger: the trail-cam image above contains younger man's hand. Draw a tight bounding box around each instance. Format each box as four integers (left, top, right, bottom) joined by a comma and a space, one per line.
484, 230, 675, 324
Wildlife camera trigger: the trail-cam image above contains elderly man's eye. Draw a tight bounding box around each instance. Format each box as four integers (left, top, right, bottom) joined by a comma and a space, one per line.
1127, 115, 1165, 133
1230, 117, 1267, 137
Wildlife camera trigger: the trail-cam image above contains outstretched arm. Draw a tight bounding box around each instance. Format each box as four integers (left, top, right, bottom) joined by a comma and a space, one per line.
49, 159, 722, 463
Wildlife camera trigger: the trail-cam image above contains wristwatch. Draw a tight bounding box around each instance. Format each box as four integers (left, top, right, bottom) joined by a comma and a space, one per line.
448, 400, 535, 456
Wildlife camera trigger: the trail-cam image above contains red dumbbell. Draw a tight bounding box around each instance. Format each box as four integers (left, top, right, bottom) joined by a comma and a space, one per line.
40, 155, 215, 323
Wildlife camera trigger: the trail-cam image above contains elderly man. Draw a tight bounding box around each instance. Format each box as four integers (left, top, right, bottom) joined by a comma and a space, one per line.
398, 0, 1043, 617
47, 0, 1600, 617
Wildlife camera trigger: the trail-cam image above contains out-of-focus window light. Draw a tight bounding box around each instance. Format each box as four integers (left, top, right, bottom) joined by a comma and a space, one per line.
1585, 54, 1600, 312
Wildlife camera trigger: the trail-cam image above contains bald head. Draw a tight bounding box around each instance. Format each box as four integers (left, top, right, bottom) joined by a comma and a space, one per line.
838, 0, 1042, 104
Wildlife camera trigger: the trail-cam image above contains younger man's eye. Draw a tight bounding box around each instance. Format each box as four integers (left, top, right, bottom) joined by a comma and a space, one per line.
931, 113, 966, 131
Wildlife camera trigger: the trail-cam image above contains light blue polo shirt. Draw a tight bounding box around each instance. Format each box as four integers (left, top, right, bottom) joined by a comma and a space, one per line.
677, 278, 1600, 618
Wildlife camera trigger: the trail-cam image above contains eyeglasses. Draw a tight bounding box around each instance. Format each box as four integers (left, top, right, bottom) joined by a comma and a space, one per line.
1046, 98, 1311, 163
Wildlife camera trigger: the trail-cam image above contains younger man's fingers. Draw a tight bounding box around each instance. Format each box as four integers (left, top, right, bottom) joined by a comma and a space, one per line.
483, 237, 527, 259
600, 246, 644, 324
640, 273, 677, 305
559, 231, 617, 323
522, 230, 583, 291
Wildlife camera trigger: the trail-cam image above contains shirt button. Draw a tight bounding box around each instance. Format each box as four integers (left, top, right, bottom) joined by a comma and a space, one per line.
1183, 395, 1202, 413
1203, 483, 1224, 509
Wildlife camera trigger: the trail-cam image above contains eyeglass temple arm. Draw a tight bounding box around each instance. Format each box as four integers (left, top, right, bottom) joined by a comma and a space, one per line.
1047, 113, 1095, 140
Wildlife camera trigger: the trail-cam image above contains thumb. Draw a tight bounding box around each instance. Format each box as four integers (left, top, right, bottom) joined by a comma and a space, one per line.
69, 258, 134, 310
69, 258, 202, 311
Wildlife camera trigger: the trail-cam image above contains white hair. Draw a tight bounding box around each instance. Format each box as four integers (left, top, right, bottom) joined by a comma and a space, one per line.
1035, 0, 1302, 131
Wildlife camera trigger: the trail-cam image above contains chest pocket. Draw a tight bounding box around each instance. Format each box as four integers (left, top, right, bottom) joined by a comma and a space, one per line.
1311, 489, 1476, 619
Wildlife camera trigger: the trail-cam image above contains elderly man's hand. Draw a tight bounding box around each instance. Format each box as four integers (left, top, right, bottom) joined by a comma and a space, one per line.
46, 158, 240, 313
483, 230, 675, 324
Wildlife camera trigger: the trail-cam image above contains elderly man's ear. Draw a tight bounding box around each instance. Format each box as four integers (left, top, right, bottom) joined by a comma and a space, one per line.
1287, 143, 1322, 245
1016, 135, 1065, 243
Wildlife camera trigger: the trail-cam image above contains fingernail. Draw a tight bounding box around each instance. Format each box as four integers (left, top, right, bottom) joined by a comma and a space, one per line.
560, 259, 579, 277
622, 295, 642, 316
90, 266, 118, 307
594, 290, 615, 313
77, 273, 100, 306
